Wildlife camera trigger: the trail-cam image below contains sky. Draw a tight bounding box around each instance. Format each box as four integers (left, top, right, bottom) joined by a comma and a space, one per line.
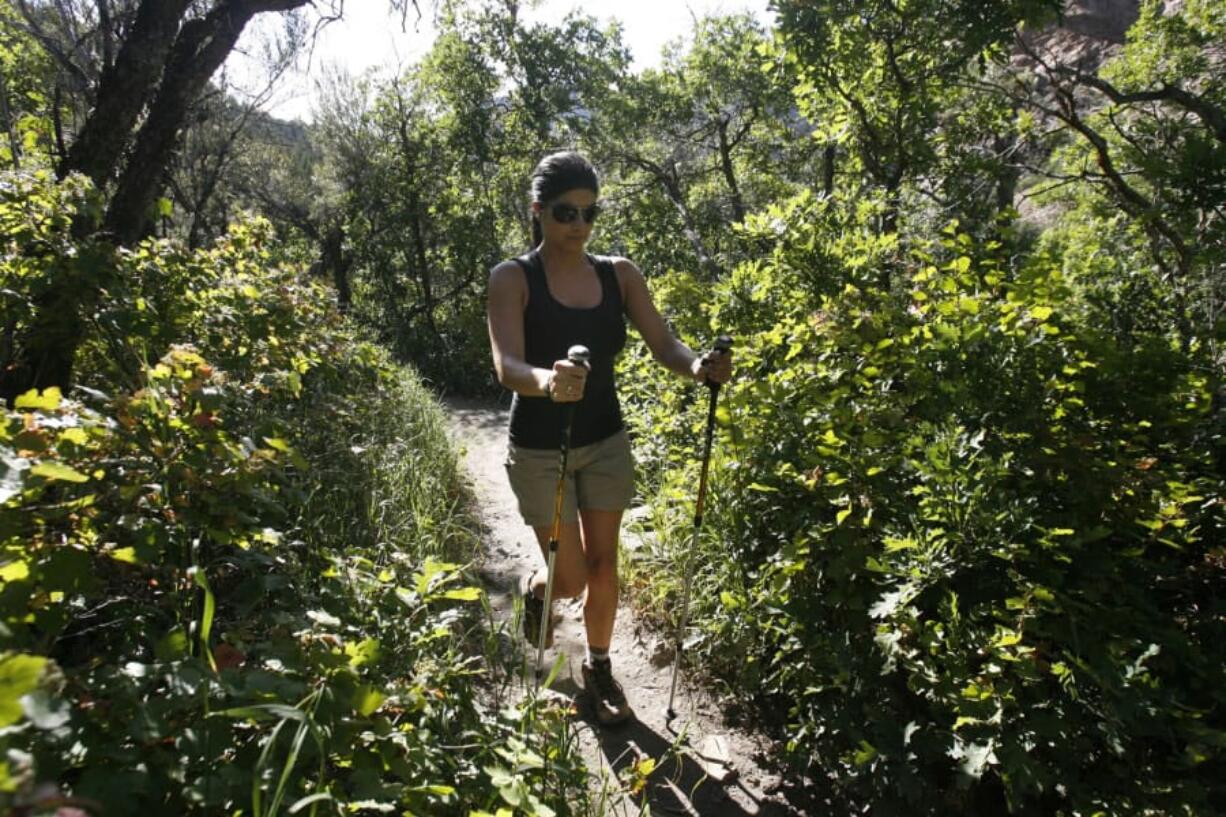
228, 0, 774, 122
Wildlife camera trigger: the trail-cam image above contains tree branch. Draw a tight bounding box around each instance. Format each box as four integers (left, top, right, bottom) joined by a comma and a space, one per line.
1053, 65, 1226, 144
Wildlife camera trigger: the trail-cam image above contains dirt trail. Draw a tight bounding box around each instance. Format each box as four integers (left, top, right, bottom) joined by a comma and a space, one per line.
445, 395, 800, 816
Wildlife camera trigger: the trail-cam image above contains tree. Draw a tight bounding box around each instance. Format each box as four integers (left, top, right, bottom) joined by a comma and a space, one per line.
772, 0, 1058, 234
582, 14, 798, 278
0, 1, 418, 400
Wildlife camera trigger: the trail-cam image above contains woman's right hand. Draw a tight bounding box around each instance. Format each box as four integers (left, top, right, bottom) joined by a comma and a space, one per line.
547, 358, 588, 402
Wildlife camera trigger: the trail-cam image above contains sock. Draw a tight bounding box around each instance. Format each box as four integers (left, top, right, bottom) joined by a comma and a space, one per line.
587, 645, 610, 665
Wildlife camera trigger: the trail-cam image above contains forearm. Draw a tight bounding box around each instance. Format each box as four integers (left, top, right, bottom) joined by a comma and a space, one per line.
653, 337, 702, 381
496, 356, 552, 397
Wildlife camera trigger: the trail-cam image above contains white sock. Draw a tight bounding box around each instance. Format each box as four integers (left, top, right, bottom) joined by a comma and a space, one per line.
587, 645, 610, 664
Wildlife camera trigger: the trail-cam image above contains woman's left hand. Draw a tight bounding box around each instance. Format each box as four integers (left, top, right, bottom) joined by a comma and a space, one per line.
693, 347, 733, 385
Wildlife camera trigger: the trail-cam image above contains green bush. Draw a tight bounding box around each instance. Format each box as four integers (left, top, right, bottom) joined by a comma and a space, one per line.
623, 190, 1225, 815
0, 171, 584, 816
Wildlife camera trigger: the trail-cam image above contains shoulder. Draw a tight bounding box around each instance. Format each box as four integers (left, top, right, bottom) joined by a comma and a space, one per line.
488, 259, 528, 302
608, 256, 647, 298
604, 256, 643, 283
489, 258, 530, 285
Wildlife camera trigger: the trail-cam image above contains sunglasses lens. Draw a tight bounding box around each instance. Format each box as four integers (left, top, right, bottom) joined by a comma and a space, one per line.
551, 204, 578, 223
550, 203, 601, 224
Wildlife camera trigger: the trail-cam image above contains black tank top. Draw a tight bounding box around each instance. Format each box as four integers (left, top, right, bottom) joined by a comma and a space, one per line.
508, 250, 627, 449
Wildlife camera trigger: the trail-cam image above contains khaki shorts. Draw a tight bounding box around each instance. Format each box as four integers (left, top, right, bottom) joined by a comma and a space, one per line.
504, 429, 636, 528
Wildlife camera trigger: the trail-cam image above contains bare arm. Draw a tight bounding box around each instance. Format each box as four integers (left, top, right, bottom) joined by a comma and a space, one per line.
487, 261, 587, 400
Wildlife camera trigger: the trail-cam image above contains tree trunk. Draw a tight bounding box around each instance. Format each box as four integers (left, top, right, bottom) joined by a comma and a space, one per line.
653, 162, 719, 278
8, 0, 311, 398
106, 0, 310, 244
407, 185, 440, 338
716, 117, 747, 223
993, 133, 1018, 214
58, 0, 192, 185
320, 224, 351, 312
0, 244, 112, 403
0, 70, 20, 169
822, 143, 836, 197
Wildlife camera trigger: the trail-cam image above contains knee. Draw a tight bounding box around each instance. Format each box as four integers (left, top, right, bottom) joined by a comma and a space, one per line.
585, 551, 618, 584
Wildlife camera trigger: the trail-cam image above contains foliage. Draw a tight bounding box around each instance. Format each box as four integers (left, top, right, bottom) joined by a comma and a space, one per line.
0, 4, 59, 171
0, 170, 585, 815
580, 14, 799, 279
624, 190, 1225, 814
7, 3, 1226, 815
771, 0, 1059, 235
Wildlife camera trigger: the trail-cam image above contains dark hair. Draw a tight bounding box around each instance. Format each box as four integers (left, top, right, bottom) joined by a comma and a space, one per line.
529, 151, 599, 248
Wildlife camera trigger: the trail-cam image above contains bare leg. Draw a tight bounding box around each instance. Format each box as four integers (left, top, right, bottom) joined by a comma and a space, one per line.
528, 522, 587, 600
577, 509, 623, 649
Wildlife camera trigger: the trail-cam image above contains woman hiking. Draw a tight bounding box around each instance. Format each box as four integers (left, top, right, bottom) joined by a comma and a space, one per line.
486, 151, 733, 726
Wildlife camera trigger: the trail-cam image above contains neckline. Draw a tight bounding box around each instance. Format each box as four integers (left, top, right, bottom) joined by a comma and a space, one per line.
536, 250, 604, 311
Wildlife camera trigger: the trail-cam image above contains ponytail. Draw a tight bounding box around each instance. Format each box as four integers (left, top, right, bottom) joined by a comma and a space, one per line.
531, 213, 543, 249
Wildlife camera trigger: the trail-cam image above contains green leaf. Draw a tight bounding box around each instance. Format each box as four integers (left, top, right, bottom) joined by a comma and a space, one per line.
852, 740, 878, 766
192, 568, 216, 671
414, 558, 460, 595
345, 638, 381, 668
58, 428, 88, 446
262, 436, 292, 453
352, 685, 385, 717
0, 560, 30, 583
155, 628, 189, 661
108, 546, 140, 564
440, 586, 481, 602
14, 388, 61, 410
29, 461, 89, 483
0, 654, 47, 727
212, 704, 306, 722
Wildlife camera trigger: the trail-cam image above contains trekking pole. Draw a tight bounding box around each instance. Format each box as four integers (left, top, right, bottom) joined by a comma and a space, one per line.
666, 334, 733, 721
536, 344, 591, 684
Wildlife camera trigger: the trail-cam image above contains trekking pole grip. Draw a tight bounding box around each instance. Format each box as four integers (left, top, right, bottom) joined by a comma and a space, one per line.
562, 345, 590, 423
705, 334, 733, 393
568, 344, 591, 366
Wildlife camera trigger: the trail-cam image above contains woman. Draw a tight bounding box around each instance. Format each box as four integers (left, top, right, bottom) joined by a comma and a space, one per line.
487, 151, 732, 727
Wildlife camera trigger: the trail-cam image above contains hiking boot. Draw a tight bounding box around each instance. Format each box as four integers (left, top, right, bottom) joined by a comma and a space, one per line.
582, 658, 634, 726
520, 571, 553, 649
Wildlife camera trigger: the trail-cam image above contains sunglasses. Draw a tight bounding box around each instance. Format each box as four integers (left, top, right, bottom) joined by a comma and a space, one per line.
549, 203, 601, 224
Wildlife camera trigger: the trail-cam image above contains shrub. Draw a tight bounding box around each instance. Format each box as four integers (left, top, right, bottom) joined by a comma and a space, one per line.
623, 191, 1226, 815
0, 172, 583, 815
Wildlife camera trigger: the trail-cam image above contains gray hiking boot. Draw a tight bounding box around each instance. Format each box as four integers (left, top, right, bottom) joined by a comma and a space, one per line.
582, 658, 634, 726
520, 571, 553, 649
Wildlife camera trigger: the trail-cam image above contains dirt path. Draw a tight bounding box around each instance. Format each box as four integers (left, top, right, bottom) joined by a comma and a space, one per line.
445, 395, 800, 816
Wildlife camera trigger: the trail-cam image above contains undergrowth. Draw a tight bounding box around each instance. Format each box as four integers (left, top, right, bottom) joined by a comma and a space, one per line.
0, 172, 589, 816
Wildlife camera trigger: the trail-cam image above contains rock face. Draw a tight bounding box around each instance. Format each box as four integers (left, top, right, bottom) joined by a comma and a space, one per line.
1017, 0, 1142, 75
1060, 0, 1141, 44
